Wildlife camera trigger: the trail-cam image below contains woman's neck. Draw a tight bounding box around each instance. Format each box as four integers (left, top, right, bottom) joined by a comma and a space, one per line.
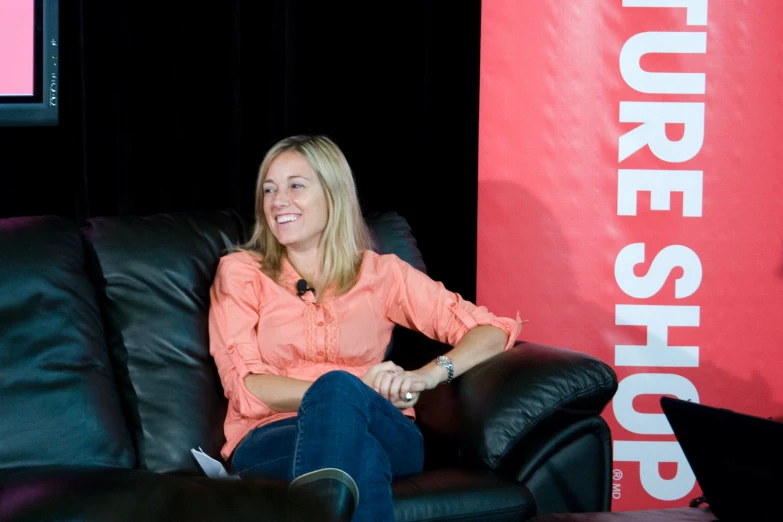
285, 248, 321, 288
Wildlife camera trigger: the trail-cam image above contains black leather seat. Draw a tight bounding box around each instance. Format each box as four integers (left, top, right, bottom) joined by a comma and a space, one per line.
0, 210, 617, 521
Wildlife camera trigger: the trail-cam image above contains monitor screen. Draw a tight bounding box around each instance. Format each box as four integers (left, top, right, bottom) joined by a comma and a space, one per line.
0, 0, 58, 126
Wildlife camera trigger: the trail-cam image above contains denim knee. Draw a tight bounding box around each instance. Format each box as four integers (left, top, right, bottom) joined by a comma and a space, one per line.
310, 370, 365, 395
302, 370, 367, 409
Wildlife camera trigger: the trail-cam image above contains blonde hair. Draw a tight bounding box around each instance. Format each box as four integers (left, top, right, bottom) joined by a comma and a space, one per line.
237, 135, 373, 295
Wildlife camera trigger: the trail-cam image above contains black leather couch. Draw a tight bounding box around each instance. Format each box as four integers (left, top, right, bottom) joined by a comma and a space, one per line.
0, 210, 618, 521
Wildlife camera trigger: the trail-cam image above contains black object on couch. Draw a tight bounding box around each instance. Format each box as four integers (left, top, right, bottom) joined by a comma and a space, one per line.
0, 210, 618, 521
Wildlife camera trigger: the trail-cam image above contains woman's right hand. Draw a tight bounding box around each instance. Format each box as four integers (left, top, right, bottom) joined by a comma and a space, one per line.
361, 361, 424, 408
360, 361, 405, 390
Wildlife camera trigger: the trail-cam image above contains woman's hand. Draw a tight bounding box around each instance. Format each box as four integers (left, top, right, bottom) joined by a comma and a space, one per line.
360, 361, 429, 409
388, 388, 421, 409
360, 361, 405, 390
372, 367, 440, 409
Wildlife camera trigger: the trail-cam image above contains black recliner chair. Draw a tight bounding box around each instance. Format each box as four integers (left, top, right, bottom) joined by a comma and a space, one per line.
0, 210, 617, 521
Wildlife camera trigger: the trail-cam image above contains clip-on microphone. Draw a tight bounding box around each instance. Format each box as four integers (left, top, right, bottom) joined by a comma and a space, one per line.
296, 279, 315, 298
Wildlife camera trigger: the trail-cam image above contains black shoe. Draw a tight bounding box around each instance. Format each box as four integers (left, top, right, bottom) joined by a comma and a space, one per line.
286, 468, 359, 522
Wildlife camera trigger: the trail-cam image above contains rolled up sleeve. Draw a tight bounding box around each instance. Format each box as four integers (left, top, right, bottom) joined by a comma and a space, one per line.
378, 254, 523, 350
208, 257, 280, 419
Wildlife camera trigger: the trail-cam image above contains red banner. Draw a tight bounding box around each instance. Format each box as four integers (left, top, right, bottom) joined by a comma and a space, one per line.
478, 0, 783, 511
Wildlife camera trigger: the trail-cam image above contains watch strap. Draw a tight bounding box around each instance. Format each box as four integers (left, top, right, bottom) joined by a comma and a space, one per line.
436, 355, 454, 384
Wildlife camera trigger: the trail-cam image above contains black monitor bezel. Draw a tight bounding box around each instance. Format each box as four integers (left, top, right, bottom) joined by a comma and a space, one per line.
0, 0, 59, 127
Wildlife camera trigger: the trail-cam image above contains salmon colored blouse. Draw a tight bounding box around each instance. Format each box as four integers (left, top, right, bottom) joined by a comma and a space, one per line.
208, 249, 523, 460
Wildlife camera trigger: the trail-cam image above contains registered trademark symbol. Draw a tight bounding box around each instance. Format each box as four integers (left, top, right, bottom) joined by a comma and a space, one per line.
613, 469, 623, 481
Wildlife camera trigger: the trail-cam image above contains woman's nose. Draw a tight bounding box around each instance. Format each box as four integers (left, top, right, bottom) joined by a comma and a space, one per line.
272, 190, 289, 208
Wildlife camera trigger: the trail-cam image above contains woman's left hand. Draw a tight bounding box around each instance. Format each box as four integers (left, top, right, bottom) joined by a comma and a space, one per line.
372, 368, 440, 408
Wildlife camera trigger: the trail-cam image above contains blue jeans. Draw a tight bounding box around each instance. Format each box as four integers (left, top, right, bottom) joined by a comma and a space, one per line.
231, 370, 425, 521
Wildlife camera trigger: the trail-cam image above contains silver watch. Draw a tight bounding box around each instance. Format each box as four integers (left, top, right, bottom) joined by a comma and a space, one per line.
435, 355, 454, 384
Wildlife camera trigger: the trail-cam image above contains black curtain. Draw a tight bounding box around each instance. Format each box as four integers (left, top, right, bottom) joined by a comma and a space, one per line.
0, 0, 481, 300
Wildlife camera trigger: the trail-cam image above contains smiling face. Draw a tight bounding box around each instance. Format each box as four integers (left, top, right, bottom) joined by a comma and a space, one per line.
262, 150, 329, 254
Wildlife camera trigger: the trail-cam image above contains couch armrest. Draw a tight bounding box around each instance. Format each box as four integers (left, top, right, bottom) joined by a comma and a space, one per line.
456, 342, 617, 470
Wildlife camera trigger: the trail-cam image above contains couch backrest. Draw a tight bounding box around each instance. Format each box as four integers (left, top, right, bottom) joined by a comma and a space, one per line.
81, 210, 247, 473
363, 211, 427, 275
0, 216, 136, 471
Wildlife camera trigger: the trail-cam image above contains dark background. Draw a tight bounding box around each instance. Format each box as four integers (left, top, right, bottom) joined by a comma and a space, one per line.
0, 0, 482, 301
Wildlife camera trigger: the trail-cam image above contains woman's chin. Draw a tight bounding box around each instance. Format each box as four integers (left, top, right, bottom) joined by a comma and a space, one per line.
277, 236, 306, 250
274, 231, 321, 253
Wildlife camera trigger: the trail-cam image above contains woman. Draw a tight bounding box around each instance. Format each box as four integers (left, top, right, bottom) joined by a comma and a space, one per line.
208, 135, 522, 521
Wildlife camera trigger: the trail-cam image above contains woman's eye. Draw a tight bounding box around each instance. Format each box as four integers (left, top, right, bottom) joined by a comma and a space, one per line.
263, 188, 274, 193
292, 183, 304, 189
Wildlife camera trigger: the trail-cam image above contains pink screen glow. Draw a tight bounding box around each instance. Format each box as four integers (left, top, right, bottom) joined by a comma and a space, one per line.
0, 0, 35, 96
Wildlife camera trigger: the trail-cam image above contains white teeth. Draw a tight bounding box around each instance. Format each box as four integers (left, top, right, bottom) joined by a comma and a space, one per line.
277, 215, 299, 224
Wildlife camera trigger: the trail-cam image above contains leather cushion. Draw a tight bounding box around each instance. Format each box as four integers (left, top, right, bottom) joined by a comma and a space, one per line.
392, 468, 535, 522
0, 216, 135, 470
81, 210, 247, 473
364, 211, 427, 274
518, 416, 613, 514
458, 343, 618, 469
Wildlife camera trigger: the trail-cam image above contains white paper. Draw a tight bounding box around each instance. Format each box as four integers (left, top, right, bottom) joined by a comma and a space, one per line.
190, 447, 240, 480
